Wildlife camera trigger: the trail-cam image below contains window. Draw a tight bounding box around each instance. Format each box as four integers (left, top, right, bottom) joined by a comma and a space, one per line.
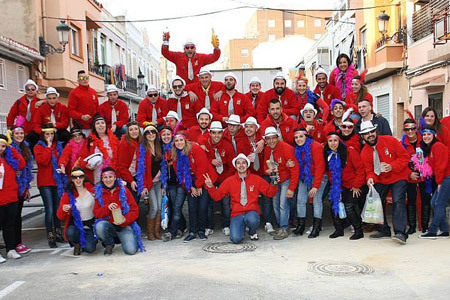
314, 19, 321, 27
360, 27, 367, 47
71, 27, 80, 56
429, 93, 444, 119
268, 34, 276, 41
242, 64, 249, 69
314, 34, 322, 40
0, 59, 5, 89
268, 20, 275, 28
317, 48, 330, 66
17, 65, 26, 92
284, 20, 292, 28
100, 35, 106, 64
297, 20, 305, 28
414, 105, 422, 122
241, 49, 249, 57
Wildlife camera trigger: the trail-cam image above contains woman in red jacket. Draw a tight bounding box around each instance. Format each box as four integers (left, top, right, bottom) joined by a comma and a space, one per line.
420, 107, 450, 148
56, 168, 96, 255
171, 132, 217, 243
34, 124, 67, 248
59, 127, 86, 175
325, 132, 365, 240
292, 127, 326, 238
345, 72, 373, 114
136, 124, 163, 240
329, 53, 358, 99
0, 134, 26, 262
117, 121, 142, 203
339, 119, 361, 153
93, 167, 144, 255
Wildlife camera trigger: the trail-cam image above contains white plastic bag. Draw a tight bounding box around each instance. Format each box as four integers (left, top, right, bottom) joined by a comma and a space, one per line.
361, 185, 384, 224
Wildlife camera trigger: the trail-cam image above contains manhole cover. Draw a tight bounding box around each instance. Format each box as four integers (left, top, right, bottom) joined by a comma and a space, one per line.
202, 242, 257, 253
308, 261, 374, 276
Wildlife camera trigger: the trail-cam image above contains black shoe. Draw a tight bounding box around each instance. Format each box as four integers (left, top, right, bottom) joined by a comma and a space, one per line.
419, 231, 437, 239
329, 230, 344, 239
47, 232, 57, 248
293, 218, 306, 236
162, 232, 173, 242
198, 231, 207, 240
391, 233, 407, 245
54, 228, 65, 243
308, 218, 321, 239
183, 233, 196, 243
369, 231, 391, 239
73, 244, 82, 256
407, 227, 416, 235
437, 232, 449, 239
103, 245, 114, 256
349, 230, 364, 240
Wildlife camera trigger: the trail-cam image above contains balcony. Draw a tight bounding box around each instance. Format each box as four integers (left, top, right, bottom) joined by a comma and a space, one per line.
89, 64, 113, 84
365, 44, 404, 83
124, 75, 138, 94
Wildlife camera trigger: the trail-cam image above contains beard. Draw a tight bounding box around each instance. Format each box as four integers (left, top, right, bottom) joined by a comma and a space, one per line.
365, 135, 378, 146
275, 87, 285, 95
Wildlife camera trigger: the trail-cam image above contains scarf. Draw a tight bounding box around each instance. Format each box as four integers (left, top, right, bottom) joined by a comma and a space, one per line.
94, 179, 145, 252
68, 191, 87, 248
11, 141, 34, 195
333, 64, 355, 98
37, 140, 67, 197
67, 138, 85, 167
3, 146, 19, 171
89, 131, 118, 170
136, 144, 147, 195
295, 138, 313, 189
176, 149, 193, 191
160, 141, 173, 190
328, 150, 342, 215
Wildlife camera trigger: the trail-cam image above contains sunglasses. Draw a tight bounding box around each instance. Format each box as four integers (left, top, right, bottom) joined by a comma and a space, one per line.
147, 93, 158, 97
26, 88, 36, 92
71, 175, 85, 179
78, 76, 89, 81
365, 129, 377, 135
172, 85, 183, 89
341, 124, 354, 129
72, 133, 82, 138
185, 46, 195, 50
145, 130, 157, 134
404, 127, 417, 132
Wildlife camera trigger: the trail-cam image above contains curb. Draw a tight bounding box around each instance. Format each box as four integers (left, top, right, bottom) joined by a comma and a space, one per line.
22, 208, 44, 221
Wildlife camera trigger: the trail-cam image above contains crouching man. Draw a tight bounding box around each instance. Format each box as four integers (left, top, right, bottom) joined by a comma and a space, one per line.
203, 154, 277, 243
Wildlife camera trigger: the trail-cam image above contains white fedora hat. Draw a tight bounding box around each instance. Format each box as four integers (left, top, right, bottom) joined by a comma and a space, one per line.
232, 153, 250, 168
359, 121, 378, 134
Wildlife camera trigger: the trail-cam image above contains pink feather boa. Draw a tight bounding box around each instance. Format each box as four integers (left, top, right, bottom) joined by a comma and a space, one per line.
411, 154, 433, 178
68, 138, 86, 166
332, 64, 355, 98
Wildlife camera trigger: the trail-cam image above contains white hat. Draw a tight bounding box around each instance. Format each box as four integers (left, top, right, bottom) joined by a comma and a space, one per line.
196, 107, 213, 120
183, 38, 195, 47
171, 76, 186, 87
226, 114, 241, 126
301, 103, 317, 116
315, 67, 328, 78
273, 72, 286, 81
249, 76, 261, 86
342, 119, 356, 127
359, 121, 378, 134
232, 153, 250, 168
198, 67, 212, 77
263, 127, 279, 138
223, 72, 238, 85
209, 121, 223, 132
243, 117, 260, 130
298, 63, 306, 69
147, 84, 158, 93
45, 87, 60, 98
106, 84, 119, 94
23, 79, 38, 91
83, 153, 103, 168
164, 111, 180, 122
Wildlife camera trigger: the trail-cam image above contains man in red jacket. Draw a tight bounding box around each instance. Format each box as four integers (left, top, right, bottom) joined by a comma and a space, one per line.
313, 67, 341, 107
161, 34, 221, 85
257, 72, 298, 122
33, 87, 70, 144
68, 70, 99, 135
223, 114, 246, 155
324, 99, 347, 135
136, 84, 168, 128
185, 67, 224, 110
260, 99, 296, 144
298, 103, 325, 144
99, 85, 129, 140
263, 127, 299, 240
204, 153, 278, 243
359, 121, 410, 244
245, 76, 265, 112
187, 108, 212, 143
166, 76, 201, 129
237, 117, 265, 176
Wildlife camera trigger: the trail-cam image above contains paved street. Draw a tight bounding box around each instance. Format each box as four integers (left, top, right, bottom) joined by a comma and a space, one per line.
1, 211, 449, 300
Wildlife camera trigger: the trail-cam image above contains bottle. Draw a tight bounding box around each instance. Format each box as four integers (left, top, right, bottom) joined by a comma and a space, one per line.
0, 163, 4, 190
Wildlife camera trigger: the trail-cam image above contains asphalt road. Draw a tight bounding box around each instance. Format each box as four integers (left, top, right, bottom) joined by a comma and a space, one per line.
1, 212, 449, 300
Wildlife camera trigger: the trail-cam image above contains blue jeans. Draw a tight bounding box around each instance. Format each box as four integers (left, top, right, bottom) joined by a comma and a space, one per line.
428, 176, 450, 233
260, 176, 274, 224
273, 179, 291, 229
168, 184, 187, 236
95, 220, 138, 255
374, 180, 408, 236
230, 211, 260, 244
296, 175, 328, 219
65, 224, 97, 253
187, 187, 209, 234
39, 186, 61, 232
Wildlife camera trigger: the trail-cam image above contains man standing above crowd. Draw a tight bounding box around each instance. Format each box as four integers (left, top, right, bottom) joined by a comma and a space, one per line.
99, 84, 129, 139
260, 99, 296, 144
245, 76, 265, 112
161, 32, 221, 85
136, 85, 167, 128
167, 76, 201, 129
68, 70, 99, 135
356, 99, 392, 136
185, 67, 223, 111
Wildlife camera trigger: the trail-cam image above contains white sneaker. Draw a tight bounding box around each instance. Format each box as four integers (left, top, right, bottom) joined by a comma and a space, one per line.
7, 250, 22, 259
205, 228, 214, 236
265, 222, 275, 233
250, 233, 259, 241
222, 227, 230, 236
0, 255, 5, 264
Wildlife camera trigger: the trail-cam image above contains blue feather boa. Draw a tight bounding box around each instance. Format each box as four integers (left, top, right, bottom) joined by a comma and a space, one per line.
400, 134, 408, 149
295, 138, 313, 189
93, 179, 145, 252
419, 117, 427, 135
306, 90, 317, 105
160, 142, 173, 190
37, 140, 67, 197
136, 144, 146, 195
176, 149, 193, 191
68, 191, 87, 248
328, 151, 342, 216
3, 146, 19, 172
11, 141, 34, 195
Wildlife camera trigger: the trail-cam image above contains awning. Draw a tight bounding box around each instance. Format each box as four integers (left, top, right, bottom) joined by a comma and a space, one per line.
411, 74, 445, 90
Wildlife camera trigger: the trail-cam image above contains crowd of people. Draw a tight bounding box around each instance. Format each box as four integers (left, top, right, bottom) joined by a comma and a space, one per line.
1, 34, 450, 263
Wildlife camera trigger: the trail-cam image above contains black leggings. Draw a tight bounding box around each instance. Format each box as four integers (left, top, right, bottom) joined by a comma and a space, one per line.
0, 202, 19, 251
13, 196, 26, 246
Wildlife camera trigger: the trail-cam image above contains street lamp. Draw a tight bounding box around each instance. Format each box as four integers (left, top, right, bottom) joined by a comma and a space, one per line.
377, 11, 390, 40
137, 69, 145, 89
39, 20, 71, 56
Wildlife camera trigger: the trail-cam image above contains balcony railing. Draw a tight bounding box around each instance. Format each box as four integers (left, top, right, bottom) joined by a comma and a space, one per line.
89, 64, 113, 84
376, 29, 406, 49
413, 0, 449, 42
433, 8, 450, 46
125, 75, 138, 94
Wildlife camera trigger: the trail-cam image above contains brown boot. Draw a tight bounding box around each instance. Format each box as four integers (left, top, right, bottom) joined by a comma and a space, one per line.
154, 215, 162, 240
147, 217, 156, 241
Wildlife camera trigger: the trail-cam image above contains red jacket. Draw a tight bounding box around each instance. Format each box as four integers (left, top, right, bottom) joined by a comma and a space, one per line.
257, 88, 298, 123
345, 92, 373, 112
185, 81, 224, 109
341, 133, 361, 153
437, 125, 450, 148
211, 91, 254, 123
161, 45, 221, 85
99, 100, 129, 129
7, 95, 41, 134
207, 172, 277, 218
296, 141, 325, 189
295, 92, 330, 121
324, 120, 341, 135
263, 141, 299, 191
236, 133, 265, 176
33, 102, 69, 134
313, 84, 341, 106
245, 91, 265, 114
360, 135, 410, 184
199, 137, 235, 183
58, 139, 87, 173
297, 119, 326, 144
223, 128, 246, 155
117, 138, 139, 184
93, 185, 138, 227
260, 113, 296, 144
340, 147, 366, 189
441, 116, 450, 132
166, 93, 201, 128
402, 134, 423, 184
34, 142, 60, 188
186, 126, 209, 143
427, 141, 450, 185
68, 85, 99, 129
0, 148, 26, 205
136, 97, 168, 127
